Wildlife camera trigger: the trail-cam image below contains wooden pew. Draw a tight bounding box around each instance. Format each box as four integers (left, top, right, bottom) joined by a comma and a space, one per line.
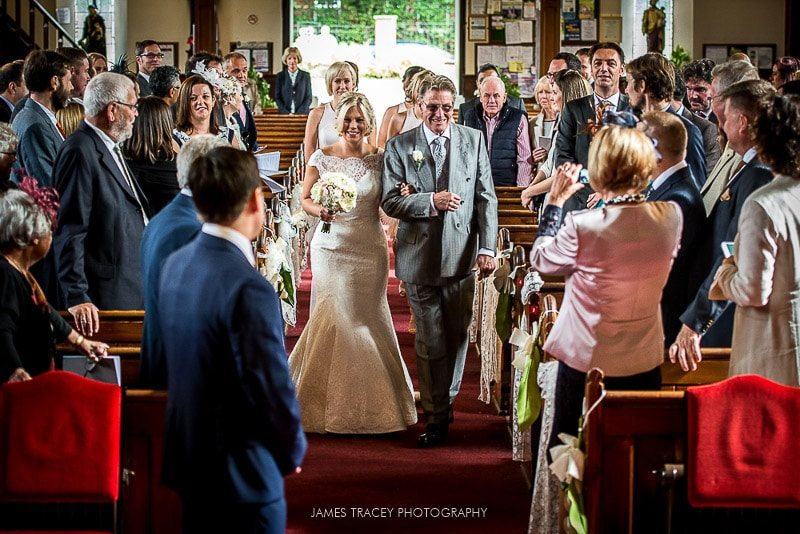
253, 114, 308, 169
57, 310, 144, 385
660, 348, 731, 390
582, 370, 800, 533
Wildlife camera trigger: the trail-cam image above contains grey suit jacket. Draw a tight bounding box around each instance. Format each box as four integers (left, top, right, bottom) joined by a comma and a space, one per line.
382, 124, 498, 286
680, 106, 721, 173
11, 98, 64, 186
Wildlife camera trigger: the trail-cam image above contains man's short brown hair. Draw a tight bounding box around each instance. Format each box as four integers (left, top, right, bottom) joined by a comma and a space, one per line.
641, 110, 687, 159
188, 147, 262, 225
719, 79, 776, 122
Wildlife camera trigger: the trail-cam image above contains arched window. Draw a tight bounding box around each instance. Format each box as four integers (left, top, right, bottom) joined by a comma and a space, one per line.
74, 1, 116, 61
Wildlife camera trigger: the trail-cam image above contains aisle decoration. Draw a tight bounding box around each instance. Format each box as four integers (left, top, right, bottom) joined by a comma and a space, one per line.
310, 172, 357, 233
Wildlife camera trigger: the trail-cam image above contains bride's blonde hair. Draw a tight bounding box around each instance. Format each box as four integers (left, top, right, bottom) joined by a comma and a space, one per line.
335, 92, 376, 137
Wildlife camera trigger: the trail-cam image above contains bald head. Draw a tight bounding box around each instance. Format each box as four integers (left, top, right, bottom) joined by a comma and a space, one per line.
480, 76, 507, 117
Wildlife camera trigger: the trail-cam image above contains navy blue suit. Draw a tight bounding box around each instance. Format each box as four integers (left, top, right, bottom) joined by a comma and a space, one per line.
275, 68, 312, 115
159, 232, 306, 531
648, 165, 707, 344
679, 155, 773, 346
666, 107, 707, 190
139, 192, 200, 388
53, 121, 150, 309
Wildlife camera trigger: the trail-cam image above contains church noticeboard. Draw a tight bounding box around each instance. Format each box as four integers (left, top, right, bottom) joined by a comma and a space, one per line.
230, 42, 274, 74
561, 0, 598, 44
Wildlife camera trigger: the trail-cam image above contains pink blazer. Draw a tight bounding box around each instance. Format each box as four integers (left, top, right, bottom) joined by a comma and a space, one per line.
530, 202, 682, 375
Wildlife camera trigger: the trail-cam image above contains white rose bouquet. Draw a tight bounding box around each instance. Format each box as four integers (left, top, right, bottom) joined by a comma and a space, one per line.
310, 172, 358, 233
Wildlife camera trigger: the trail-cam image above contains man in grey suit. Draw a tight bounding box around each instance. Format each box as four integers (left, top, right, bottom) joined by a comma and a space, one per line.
672, 69, 721, 172
382, 75, 498, 447
11, 50, 72, 186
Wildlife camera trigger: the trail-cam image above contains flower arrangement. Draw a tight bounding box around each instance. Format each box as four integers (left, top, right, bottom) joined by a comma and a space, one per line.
411, 149, 424, 171
310, 172, 358, 233
257, 236, 295, 307
248, 67, 276, 110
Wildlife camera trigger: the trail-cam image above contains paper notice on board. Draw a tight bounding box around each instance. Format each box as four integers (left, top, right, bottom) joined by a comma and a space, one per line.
506, 46, 524, 63
581, 19, 597, 41
252, 49, 269, 71
519, 20, 533, 43
505, 22, 521, 44
523, 2, 537, 19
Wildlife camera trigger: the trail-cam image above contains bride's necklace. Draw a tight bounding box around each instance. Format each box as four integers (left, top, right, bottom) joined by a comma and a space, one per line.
605, 193, 647, 205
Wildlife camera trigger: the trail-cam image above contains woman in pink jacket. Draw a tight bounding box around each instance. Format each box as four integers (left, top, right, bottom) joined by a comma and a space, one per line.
530, 124, 682, 450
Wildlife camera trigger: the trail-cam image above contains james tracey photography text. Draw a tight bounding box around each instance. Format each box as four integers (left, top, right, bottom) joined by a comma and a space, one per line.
310, 507, 489, 519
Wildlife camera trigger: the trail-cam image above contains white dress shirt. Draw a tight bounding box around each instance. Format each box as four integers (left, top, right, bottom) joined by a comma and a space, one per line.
202, 223, 256, 266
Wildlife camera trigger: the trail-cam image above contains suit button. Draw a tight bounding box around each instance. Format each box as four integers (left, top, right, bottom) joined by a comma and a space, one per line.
422, 233, 428, 238
456, 223, 461, 228
466, 177, 471, 181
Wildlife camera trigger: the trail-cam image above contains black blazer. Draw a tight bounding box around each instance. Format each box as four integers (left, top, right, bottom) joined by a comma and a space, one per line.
680, 106, 721, 172
648, 165, 707, 344
233, 102, 259, 151
0, 98, 13, 123
275, 69, 312, 115
137, 73, 152, 97
555, 94, 631, 216
127, 157, 179, 215
679, 155, 773, 346
52, 121, 150, 309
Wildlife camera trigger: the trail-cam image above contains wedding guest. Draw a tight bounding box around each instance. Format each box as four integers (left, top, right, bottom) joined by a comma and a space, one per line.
173, 74, 231, 147
530, 124, 681, 450
528, 76, 557, 169
0, 182, 107, 382
303, 61, 357, 157
290, 92, 417, 433
55, 101, 84, 137
87, 52, 108, 76
275, 47, 312, 115
122, 96, 180, 214
384, 70, 431, 141
711, 94, 800, 386
771, 56, 800, 89
0, 124, 17, 190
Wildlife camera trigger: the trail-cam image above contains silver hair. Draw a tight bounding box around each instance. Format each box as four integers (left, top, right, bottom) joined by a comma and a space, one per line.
176, 135, 229, 188
0, 123, 17, 153
0, 189, 51, 250
711, 60, 759, 93
83, 72, 134, 117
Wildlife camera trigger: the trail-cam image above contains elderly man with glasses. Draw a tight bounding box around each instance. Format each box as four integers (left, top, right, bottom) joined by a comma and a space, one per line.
135, 40, 164, 97
52, 72, 150, 335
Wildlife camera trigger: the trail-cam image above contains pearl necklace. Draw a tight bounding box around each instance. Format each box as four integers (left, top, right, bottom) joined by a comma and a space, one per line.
604, 193, 647, 205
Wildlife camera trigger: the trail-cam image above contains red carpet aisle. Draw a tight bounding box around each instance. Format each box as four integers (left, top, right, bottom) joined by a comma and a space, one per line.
284, 246, 531, 533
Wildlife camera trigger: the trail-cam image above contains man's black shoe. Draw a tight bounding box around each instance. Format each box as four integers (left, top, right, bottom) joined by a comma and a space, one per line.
417, 424, 448, 448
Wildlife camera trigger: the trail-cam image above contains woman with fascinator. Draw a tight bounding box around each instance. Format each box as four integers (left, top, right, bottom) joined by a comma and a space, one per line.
173, 74, 236, 148
0, 179, 108, 382
529, 124, 682, 452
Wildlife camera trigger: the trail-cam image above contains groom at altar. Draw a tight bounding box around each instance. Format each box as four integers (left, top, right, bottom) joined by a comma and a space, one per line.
382, 75, 498, 448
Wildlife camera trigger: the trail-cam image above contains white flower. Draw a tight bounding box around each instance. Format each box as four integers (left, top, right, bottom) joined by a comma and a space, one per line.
549, 433, 585, 483
411, 149, 424, 170
289, 209, 309, 230
310, 172, 358, 214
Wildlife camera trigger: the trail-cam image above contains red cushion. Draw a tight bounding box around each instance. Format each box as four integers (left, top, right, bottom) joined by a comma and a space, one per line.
0, 371, 121, 502
687, 374, 800, 508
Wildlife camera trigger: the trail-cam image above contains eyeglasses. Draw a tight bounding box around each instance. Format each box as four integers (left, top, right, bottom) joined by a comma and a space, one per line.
423, 103, 454, 113
114, 101, 139, 111
138, 53, 164, 59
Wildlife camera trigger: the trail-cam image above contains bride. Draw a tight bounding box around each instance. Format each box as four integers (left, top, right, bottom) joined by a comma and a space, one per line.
289, 92, 417, 434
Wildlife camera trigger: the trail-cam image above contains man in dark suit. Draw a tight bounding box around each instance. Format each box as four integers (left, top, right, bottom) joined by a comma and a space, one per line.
0, 61, 27, 123
11, 50, 71, 187
224, 52, 259, 150
670, 80, 775, 372
672, 69, 721, 172
53, 72, 150, 336
159, 147, 306, 533
383, 75, 498, 447
458, 63, 525, 123
134, 40, 162, 97
139, 135, 228, 388
683, 59, 717, 124
625, 53, 707, 190
555, 42, 630, 215
642, 111, 706, 343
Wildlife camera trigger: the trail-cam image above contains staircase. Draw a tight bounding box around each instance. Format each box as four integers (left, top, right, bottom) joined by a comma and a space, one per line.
1, 0, 79, 64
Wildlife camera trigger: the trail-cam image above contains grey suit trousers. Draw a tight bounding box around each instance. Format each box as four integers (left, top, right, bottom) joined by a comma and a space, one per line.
405, 274, 476, 425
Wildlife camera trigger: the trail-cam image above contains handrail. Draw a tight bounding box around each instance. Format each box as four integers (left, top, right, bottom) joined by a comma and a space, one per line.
30, 0, 79, 48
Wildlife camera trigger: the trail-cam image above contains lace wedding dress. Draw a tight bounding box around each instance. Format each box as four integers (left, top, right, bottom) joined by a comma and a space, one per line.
288, 150, 418, 434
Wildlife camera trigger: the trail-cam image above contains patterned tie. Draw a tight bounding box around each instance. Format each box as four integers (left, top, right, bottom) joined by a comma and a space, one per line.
433, 136, 447, 191
113, 146, 149, 225
595, 100, 610, 124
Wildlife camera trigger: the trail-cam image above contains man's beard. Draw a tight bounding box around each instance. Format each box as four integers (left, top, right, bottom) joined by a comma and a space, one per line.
52, 82, 70, 111
112, 118, 134, 143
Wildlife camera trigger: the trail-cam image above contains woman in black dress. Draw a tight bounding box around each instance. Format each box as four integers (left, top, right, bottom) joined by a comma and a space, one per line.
0, 181, 108, 382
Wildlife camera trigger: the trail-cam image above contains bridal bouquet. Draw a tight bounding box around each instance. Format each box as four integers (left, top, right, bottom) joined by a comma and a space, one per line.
310, 172, 358, 233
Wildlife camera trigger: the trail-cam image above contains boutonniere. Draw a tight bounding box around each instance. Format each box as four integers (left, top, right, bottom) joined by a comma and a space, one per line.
411, 150, 424, 171
720, 188, 731, 202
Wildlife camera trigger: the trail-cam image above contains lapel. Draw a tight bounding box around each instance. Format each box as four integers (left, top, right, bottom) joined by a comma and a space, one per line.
650, 167, 688, 201
701, 144, 736, 195
26, 99, 63, 142
82, 122, 142, 207
413, 125, 436, 193
447, 125, 470, 192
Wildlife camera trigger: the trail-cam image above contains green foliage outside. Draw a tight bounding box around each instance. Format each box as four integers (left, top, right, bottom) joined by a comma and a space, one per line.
293, 0, 455, 53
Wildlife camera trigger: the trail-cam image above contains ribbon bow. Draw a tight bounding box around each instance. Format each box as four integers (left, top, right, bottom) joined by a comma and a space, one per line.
549, 433, 585, 483
509, 325, 537, 370
520, 270, 544, 305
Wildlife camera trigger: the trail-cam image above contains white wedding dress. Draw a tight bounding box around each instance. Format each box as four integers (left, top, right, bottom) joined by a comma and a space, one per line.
288, 149, 418, 434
